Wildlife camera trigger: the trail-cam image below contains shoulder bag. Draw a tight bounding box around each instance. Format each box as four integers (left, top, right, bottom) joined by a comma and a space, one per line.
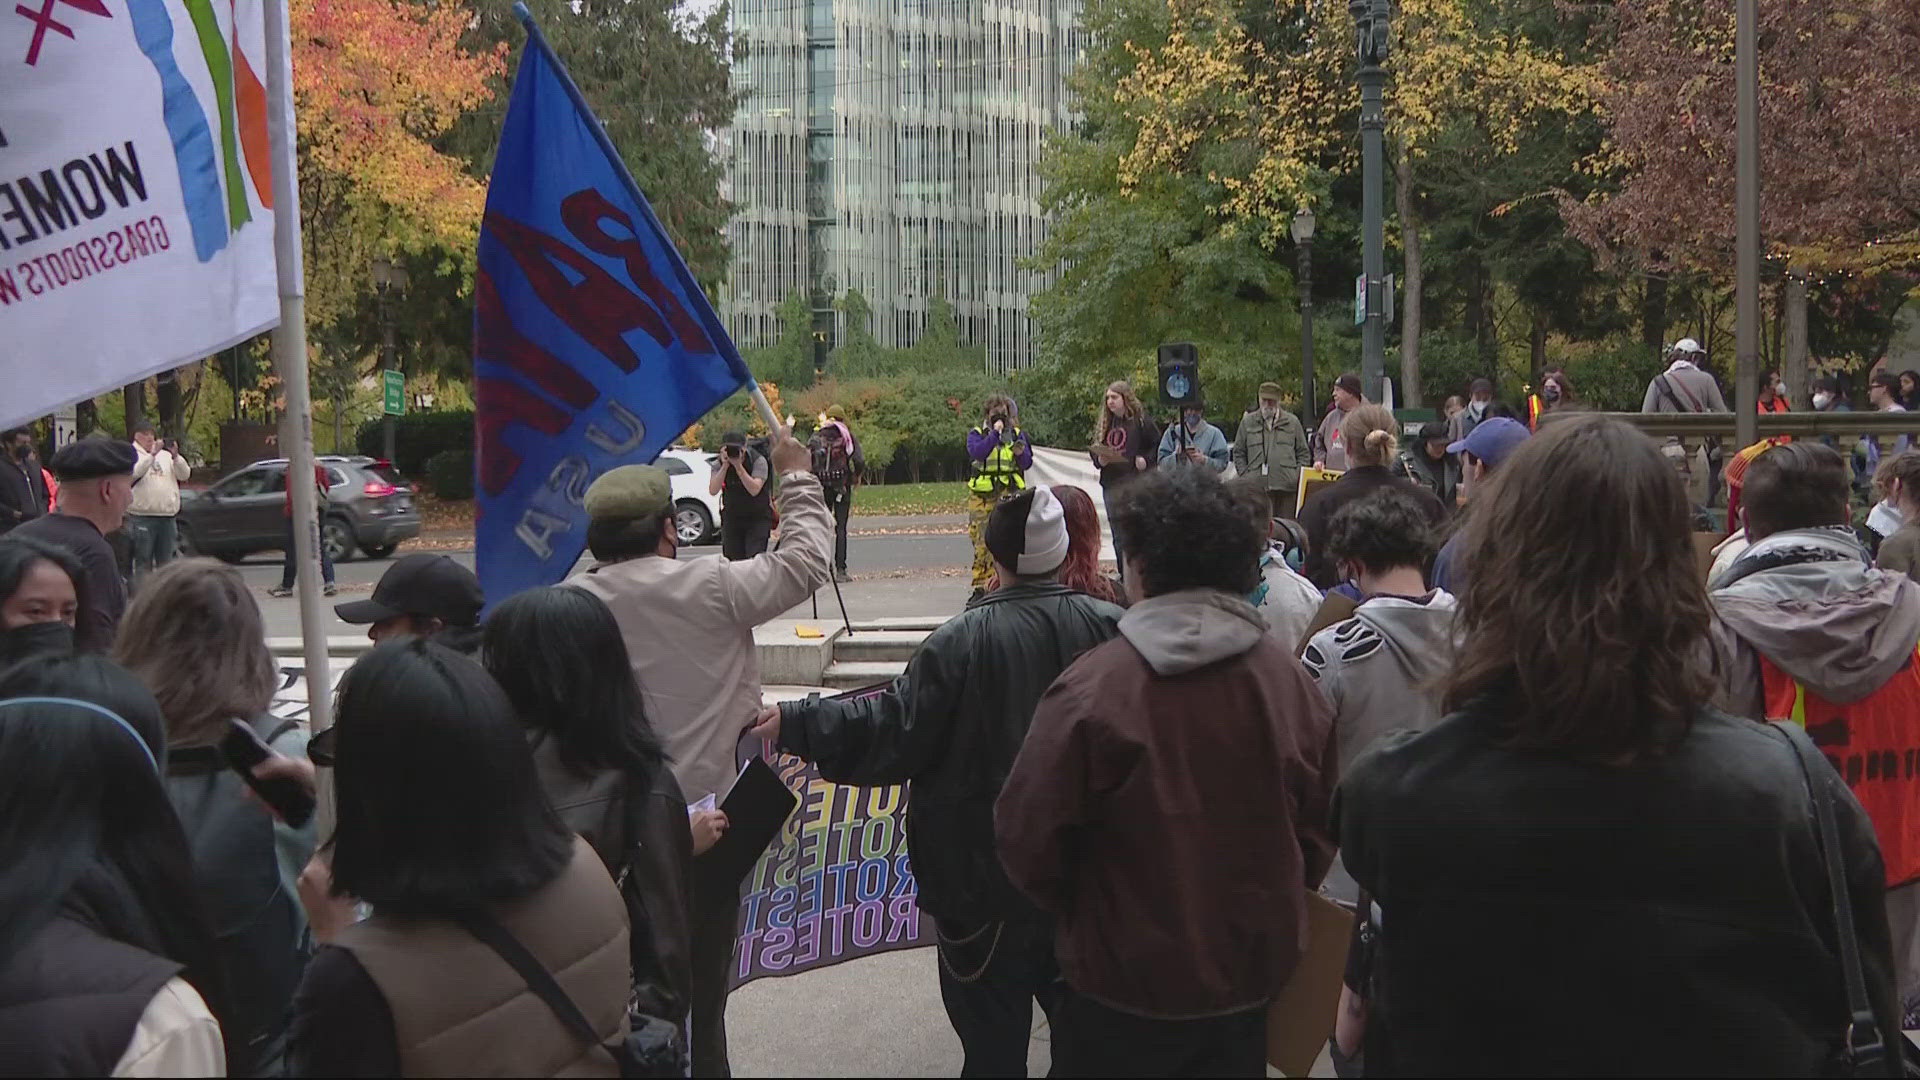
457, 910, 687, 1079
1774, 720, 1909, 1078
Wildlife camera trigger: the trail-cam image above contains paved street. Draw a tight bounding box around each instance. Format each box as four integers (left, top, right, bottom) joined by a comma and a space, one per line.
243, 521, 975, 637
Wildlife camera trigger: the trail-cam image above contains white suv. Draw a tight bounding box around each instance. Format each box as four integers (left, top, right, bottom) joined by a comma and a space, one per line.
657, 447, 722, 546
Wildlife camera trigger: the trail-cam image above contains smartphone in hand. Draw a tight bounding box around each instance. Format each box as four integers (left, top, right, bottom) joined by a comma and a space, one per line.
221, 719, 316, 828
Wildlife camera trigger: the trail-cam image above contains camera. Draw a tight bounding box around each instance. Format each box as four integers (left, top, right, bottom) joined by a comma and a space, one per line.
724, 445, 741, 459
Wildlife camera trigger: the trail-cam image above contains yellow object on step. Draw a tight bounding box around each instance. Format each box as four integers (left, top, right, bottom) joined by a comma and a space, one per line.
794, 625, 825, 639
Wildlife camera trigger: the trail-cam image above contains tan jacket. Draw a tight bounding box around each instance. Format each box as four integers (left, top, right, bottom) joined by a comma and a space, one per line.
335, 838, 630, 1078
128, 446, 190, 517
570, 471, 832, 801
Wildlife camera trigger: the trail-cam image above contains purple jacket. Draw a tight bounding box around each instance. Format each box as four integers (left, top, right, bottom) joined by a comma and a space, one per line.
967, 426, 1033, 471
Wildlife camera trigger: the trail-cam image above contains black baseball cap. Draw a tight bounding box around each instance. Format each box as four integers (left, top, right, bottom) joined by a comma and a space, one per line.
334, 554, 484, 627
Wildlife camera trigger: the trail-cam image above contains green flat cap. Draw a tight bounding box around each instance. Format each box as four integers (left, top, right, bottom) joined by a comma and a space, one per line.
1258, 381, 1285, 399
584, 464, 671, 522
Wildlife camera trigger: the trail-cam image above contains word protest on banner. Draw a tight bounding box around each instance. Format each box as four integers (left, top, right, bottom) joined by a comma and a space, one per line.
0, 0, 281, 429
730, 687, 933, 988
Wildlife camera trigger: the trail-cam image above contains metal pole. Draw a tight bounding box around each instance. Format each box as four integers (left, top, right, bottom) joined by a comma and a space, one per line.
381, 292, 397, 463
264, 0, 334, 817
1299, 238, 1316, 427
1734, 0, 1760, 452
1353, 0, 1388, 403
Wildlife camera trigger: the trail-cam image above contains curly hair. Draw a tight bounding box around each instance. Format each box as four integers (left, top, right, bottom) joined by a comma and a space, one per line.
1326, 487, 1439, 575
1112, 466, 1262, 598
1442, 416, 1717, 764
1341, 403, 1400, 467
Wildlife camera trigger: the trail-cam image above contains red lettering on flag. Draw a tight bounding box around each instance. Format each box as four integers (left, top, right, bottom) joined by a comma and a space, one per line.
476, 374, 573, 499
474, 269, 598, 410
484, 210, 670, 371
561, 189, 713, 355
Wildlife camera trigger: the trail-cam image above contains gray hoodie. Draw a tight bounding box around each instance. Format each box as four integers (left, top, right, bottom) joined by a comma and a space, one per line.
1301, 591, 1460, 779
1118, 588, 1268, 676
1712, 526, 1920, 717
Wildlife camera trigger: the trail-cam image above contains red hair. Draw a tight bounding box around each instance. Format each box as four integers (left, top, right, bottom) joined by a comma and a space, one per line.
1052, 484, 1123, 605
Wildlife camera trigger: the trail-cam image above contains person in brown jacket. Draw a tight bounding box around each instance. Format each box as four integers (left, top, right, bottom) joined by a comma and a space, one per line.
995, 465, 1337, 1078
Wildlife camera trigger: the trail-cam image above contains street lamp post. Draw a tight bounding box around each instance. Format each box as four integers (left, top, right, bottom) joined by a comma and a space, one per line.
372, 257, 409, 464
1350, 0, 1390, 403
1292, 207, 1317, 426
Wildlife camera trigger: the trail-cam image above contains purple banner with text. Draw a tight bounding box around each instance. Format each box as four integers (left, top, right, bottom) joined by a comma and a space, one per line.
730, 687, 932, 987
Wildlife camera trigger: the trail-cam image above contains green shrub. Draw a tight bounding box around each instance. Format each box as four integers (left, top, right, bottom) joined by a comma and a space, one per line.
424, 448, 475, 501
355, 410, 474, 476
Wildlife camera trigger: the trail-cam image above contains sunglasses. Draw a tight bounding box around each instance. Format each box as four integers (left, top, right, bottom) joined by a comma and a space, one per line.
307, 724, 337, 768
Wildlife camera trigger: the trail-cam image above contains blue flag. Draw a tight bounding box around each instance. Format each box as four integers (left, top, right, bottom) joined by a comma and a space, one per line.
473, 11, 749, 604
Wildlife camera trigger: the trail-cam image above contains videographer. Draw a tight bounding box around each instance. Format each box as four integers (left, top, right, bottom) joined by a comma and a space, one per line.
709, 430, 773, 561
127, 420, 191, 584
966, 394, 1033, 603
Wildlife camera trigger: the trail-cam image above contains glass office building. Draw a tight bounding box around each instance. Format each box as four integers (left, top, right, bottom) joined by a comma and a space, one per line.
720, 0, 1083, 373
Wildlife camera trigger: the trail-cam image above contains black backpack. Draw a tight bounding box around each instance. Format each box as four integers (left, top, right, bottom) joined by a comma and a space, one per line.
164, 716, 310, 1077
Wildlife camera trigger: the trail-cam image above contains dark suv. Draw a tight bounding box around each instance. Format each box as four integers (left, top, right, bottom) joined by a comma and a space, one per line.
178, 456, 420, 563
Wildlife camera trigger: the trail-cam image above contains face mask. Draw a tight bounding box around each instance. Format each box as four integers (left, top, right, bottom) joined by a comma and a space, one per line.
1813, 391, 1833, 410
11, 445, 28, 461
1185, 414, 1204, 432
1467, 400, 1488, 420
1542, 383, 1561, 402
0, 620, 73, 666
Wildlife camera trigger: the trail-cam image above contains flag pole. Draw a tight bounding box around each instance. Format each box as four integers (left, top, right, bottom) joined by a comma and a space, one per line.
264, 0, 334, 821
509, 2, 780, 435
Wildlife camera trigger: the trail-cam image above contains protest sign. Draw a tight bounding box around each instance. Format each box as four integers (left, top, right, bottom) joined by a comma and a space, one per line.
0, 0, 281, 429
730, 687, 933, 988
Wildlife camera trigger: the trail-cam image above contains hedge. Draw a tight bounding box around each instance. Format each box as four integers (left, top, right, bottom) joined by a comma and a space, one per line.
425, 448, 475, 501
355, 410, 473, 477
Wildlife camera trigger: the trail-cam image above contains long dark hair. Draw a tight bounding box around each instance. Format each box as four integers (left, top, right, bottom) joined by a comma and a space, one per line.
0, 686, 230, 1058
482, 585, 667, 781
1442, 416, 1717, 762
328, 638, 572, 915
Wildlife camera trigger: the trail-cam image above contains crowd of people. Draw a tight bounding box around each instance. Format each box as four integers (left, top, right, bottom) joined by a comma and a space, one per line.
8, 348, 1920, 1079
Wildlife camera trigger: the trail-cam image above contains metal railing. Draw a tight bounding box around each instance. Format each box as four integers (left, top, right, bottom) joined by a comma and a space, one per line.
1538, 411, 1920, 441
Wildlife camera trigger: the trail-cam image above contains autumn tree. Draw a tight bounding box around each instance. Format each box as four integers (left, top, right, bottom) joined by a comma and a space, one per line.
1103, 0, 1595, 403
1564, 0, 1920, 398
451, 0, 739, 293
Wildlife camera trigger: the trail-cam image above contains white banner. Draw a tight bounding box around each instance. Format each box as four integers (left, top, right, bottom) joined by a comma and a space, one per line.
0, 0, 280, 430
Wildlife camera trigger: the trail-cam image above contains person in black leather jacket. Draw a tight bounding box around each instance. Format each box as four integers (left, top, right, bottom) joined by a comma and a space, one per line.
753, 487, 1123, 1077
1334, 416, 1900, 1077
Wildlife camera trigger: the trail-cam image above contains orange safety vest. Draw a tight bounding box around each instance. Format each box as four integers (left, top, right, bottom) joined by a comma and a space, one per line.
1762, 649, 1920, 888
1757, 397, 1793, 443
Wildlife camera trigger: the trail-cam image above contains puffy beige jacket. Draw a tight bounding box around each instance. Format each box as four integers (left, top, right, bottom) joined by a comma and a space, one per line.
569, 471, 832, 801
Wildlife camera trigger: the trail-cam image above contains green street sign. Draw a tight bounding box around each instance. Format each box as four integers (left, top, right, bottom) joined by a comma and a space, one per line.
382, 369, 405, 416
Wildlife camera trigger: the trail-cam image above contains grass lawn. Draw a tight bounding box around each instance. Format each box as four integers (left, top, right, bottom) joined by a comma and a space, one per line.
850, 481, 969, 516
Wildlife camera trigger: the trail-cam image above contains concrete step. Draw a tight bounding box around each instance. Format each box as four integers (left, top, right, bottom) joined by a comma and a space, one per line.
822, 660, 906, 691
832, 629, 930, 664
849, 615, 950, 633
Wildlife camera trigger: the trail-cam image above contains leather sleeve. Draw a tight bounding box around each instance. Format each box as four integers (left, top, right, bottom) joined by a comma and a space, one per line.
779, 626, 963, 786
629, 780, 695, 1023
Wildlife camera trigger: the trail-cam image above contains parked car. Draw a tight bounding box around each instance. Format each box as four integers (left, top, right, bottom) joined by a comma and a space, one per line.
178, 456, 420, 564
659, 447, 722, 546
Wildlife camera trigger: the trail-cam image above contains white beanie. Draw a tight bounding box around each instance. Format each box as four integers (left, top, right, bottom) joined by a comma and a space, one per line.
985, 486, 1069, 576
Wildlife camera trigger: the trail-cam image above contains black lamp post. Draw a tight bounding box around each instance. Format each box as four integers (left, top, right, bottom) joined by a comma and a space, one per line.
1292, 207, 1316, 425
1350, 0, 1390, 402
372, 256, 409, 464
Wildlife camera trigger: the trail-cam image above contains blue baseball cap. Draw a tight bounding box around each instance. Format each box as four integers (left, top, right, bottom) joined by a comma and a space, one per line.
1447, 417, 1531, 469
